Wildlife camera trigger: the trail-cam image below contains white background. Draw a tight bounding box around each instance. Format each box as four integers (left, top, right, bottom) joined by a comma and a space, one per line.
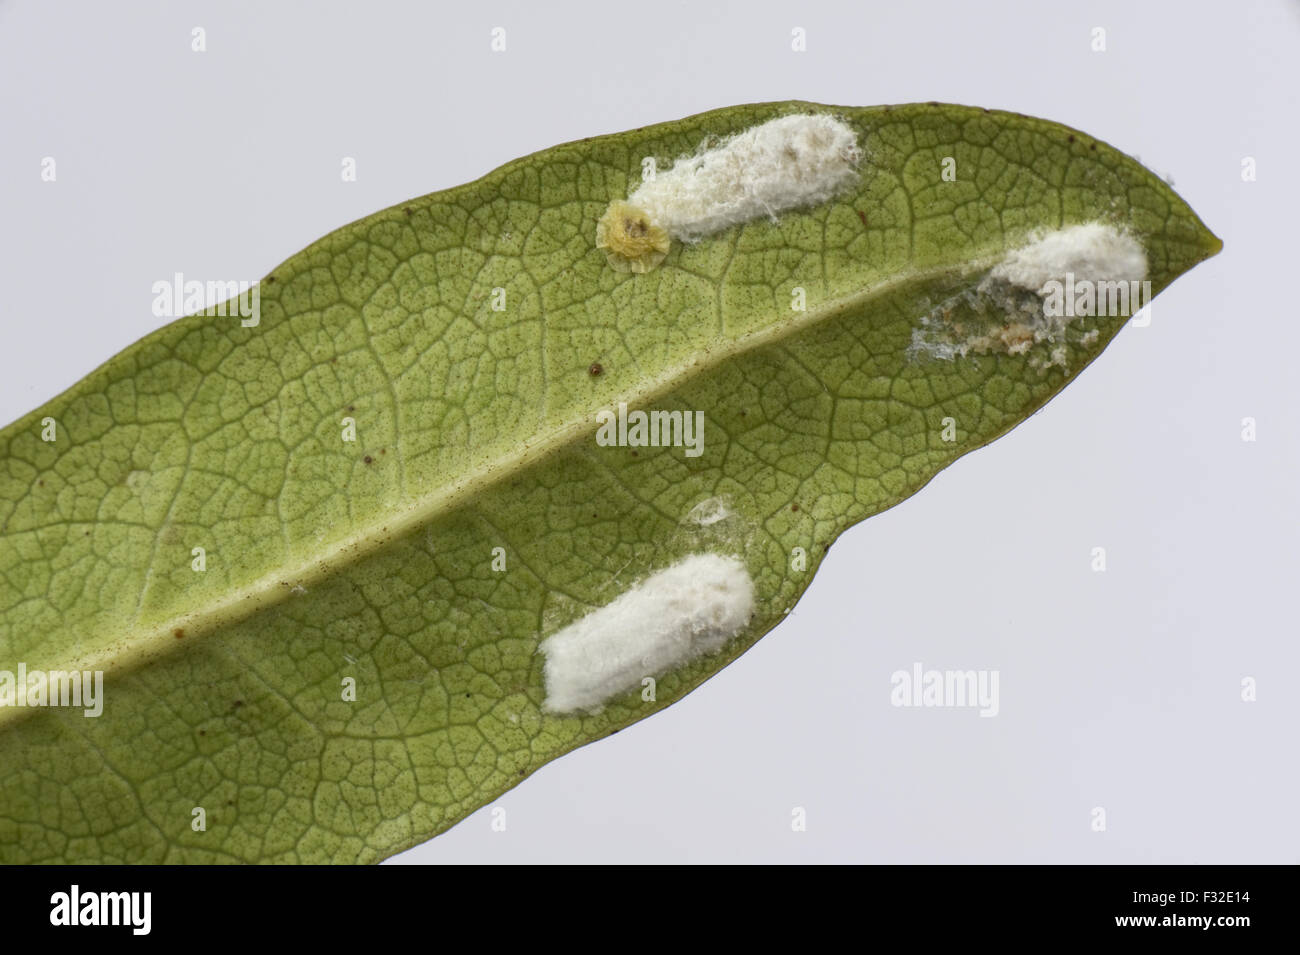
1, 0, 1295, 863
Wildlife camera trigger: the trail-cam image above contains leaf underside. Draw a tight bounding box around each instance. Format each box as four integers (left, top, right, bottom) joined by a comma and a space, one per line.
0, 101, 1220, 863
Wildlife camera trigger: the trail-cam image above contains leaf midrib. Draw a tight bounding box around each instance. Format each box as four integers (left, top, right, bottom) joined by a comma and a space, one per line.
0, 254, 994, 728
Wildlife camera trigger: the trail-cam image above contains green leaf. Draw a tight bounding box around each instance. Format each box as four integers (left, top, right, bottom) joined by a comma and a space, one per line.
0, 101, 1219, 863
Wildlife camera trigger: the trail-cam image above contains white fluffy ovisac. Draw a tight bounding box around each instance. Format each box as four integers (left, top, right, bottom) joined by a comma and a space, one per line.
539, 553, 756, 714
988, 222, 1148, 292
628, 113, 862, 242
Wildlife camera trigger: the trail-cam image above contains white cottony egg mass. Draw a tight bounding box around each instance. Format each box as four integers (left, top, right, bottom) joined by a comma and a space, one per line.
988, 222, 1148, 292
909, 221, 1151, 369
539, 553, 756, 714
628, 113, 862, 242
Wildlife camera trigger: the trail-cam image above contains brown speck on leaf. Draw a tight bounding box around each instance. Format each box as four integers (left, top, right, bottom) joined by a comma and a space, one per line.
347, 405, 355, 412
363, 455, 373, 464
791, 503, 800, 512
266, 274, 276, 284
232, 700, 243, 709
380, 448, 386, 455
404, 207, 413, 216
1089, 143, 1097, 151
589, 362, 603, 377
37, 480, 44, 487
173, 628, 184, 639
199, 729, 206, 736
1067, 134, 1076, 143
630, 450, 638, 457
857, 210, 868, 227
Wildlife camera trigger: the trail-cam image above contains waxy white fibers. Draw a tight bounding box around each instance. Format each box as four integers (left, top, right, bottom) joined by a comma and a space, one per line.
910, 221, 1150, 368
987, 222, 1148, 293
628, 114, 862, 242
539, 554, 756, 714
